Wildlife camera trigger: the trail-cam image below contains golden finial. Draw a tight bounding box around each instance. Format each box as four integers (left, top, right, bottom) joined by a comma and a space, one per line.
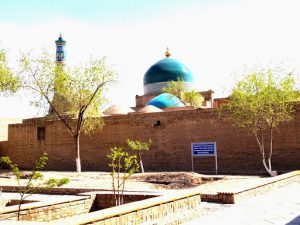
165, 47, 171, 57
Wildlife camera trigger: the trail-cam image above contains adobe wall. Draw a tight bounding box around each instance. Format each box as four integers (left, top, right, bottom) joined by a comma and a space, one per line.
0, 118, 22, 141
0, 105, 299, 174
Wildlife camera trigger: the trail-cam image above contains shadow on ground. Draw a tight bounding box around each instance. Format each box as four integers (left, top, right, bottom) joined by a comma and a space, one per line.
286, 215, 300, 225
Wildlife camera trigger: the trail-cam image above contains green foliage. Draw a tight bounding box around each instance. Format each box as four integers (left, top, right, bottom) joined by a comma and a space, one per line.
226, 67, 298, 130
18, 51, 58, 113
183, 90, 204, 108
0, 153, 69, 220
162, 78, 187, 100
18, 51, 117, 172
0, 49, 20, 94
107, 146, 139, 206
45, 177, 70, 187
224, 66, 299, 176
126, 139, 152, 153
126, 139, 151, 173
162, 77, 203, 108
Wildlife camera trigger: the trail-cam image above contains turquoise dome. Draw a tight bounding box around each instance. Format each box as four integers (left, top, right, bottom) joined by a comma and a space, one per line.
147, 93, 185, 109
144, 58, 193, 85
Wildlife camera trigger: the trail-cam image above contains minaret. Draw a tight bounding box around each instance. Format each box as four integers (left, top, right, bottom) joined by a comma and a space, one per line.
55, 34, 66, 64
49, 34, 71, 115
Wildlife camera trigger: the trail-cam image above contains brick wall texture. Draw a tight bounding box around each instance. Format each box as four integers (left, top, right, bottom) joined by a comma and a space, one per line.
0, 196, 95, 221
0, 104, 299, 174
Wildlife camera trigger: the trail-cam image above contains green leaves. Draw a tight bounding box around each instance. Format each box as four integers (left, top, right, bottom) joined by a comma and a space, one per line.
0, 156, 21, 179
183, 90, 204, 108
107, 147, 139, 174
107, 145, 140, 205
45, 178, 70, 187
0, 153, 69, 219
162, 77, 187, 100
0, 49, 20, 94
227, 66, 298, 131
126, 139, 151, 152
162, 77, 203, 108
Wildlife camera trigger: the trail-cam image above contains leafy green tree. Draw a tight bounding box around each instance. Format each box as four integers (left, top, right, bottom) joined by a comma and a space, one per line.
162, 78, 187, 100
107, 146, 139, 206
224, 66, 299, 176
126, 139, 151, 173
0, 153, 69, 220
18, 51, 116, 172
183, 90, 204, 108
0, 49, 19, 94
162, 78, 203, 108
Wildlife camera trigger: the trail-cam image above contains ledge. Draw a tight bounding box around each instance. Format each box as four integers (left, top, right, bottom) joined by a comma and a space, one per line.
201, 170, 300, 204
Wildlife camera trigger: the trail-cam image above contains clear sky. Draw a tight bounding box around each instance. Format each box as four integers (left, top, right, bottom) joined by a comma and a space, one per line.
0, 0, 299, 118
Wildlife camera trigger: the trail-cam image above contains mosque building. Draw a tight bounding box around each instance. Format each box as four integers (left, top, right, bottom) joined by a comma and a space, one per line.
134, 48, 215, 112
51, 34, 216, 114
0, 35, 298, 174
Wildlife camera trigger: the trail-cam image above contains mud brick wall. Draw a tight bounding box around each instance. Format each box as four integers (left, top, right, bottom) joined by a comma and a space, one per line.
0, 104, 299, 174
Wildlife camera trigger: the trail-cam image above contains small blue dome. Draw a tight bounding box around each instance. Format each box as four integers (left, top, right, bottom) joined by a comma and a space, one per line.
56, 34, 66, 43
144, 58, 193, 85
147, 93, 185, 109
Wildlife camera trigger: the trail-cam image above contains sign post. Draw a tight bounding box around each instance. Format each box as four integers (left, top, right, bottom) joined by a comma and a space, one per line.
191, 142, 218, 175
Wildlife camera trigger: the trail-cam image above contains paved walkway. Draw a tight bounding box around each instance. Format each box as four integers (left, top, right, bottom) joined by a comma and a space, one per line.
184, 181, 300, 225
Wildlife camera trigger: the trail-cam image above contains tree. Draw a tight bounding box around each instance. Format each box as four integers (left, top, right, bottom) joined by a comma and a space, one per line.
0, 49, 19, 94
107, 146, 139, 206
183, 90, 203, 108
224, 66, 299, 176
0, 153, 69, 220
18, 51, 116, 172
126, 139, 151, 173
162, 78, 203, 108
162, 78, 187, 100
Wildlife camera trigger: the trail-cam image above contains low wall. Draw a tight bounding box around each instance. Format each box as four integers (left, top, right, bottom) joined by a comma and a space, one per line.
53, 190, 202, 225
201, 171, 300, 204
0, 195, 95, 222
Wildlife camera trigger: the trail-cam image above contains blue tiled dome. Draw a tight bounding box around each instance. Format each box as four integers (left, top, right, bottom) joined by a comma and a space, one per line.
144, 58, 193, 85
147, 93, 185, 109
143, 54, 194, 95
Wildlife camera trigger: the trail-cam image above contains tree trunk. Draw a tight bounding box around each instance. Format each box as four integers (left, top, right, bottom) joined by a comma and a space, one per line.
75, 135, 81, 173
269, 126, 273, 171
138, 152, 144, 173
262, 158, 277, 176
254, 128, 277, 177
17, 197, 24, 220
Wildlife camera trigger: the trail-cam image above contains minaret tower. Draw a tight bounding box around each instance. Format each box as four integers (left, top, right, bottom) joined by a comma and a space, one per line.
49, 34, 70, 115
55, 34, 66, 64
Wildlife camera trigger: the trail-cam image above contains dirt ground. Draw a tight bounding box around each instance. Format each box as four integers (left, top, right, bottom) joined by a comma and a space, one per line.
0, 170, 268, 194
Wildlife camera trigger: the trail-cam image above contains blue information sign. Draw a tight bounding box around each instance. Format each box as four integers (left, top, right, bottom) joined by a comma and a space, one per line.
191, 142, 216, 156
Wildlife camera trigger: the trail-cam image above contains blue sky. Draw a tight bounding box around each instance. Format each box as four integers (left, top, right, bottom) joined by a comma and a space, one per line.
0, 0, 223, 24
0, 0, 299, 118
